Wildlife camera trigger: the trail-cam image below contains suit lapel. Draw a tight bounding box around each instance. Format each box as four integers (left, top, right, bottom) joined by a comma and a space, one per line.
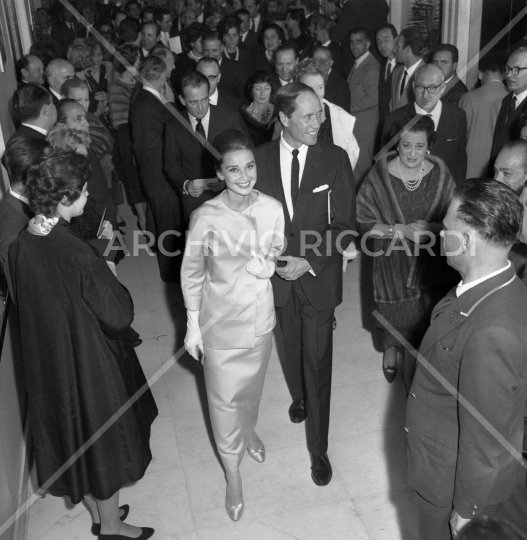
292, 144, 322, 226
266, 140, 291, 226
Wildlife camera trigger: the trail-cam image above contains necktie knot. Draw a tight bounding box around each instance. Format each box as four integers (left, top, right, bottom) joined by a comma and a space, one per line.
195, 118, 205, 139
292, 149, 299, 158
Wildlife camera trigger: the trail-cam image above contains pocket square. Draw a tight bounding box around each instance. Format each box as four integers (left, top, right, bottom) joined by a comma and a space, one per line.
313, 184, 329, 193
446, 138, 458, 142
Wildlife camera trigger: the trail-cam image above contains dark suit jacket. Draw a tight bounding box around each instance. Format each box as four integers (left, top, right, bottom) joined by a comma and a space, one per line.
222, 47, 252, 66
51, 21, 81, 52
490, 92, 527, 163
407, 264, 527, 517
217, 89, 242, 111
325, 68, 351, 113
253, 48, 275, 77
254, 138, 356, 310
8, 124, 46, 143
378, 59, 398, 123
382, 103, 468, 184
218, 57, 245, 98
442, 74, 469, 106
327, 41, 343, 77
164, 105, 248, 213
86, 148, 118, 229
0, 193, 32, 280
240, 29, 258, 52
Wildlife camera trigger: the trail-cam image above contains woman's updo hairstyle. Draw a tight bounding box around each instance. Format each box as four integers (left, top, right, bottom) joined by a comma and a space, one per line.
212, 129, 255, 170
390, 114, 436, 150
26, 148, 91, 217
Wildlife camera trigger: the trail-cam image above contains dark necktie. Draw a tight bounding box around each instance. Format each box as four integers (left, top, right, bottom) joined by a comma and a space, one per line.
505, 95, 517, 124
399, 70, 408, 98
386, 61, 393, 79
250, 19, 255, 31
195, 118, 205, 139
291, 149, 299, 208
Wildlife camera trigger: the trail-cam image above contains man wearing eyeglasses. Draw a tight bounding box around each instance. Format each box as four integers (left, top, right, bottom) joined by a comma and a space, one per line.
196, 57, 242, 111
382, 63, 468, 185
490, 47, 527, 166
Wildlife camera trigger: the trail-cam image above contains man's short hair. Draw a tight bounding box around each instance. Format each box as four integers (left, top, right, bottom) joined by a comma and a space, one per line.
500, 139, 527, 173
349, 26, 371, 42
114, 8, 128, 20
15, 55, 33, 82
56, 98, 81, 125
234, 8, 250, 20
141, 20, 161, 36
399, 27, 425, 57
312, 45, 333, 61
151, 46, 174, 63
274, 43, 298, 62
120, 17, 141, 41
197, 56, 220, 70
13, 83, 52, 123
142, 5, 156, 18
298, 0, 316, 11
478, 51, 504, 74
286, 8, 305, 24
154, 8, 171, 23
60, 77, 89, 97
432, 43, 459, 64
181, 70, 210, 94
184, 23, 208, 50
375, 23, 397, 40
316, 16, 335, 33
275, 81, 317, 118
202, 30, 221, 44
4, 136, 50, 186
454, 178, 523, 248
140, 55, 166, 81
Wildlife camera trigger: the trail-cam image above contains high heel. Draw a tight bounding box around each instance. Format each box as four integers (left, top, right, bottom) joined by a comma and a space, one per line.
225, 494, 244, 521
247, 442, 265, 463
97, 527, 154, 539
91, 505, 130, 536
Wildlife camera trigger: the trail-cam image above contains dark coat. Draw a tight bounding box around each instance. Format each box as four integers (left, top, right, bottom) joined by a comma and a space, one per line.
407, 264, 527, 517
325, 68, 351, 113
86, 148, 118, 229
378, 58, 399, 123
217, 89, 242, 111
8, 124, 46, 143
239, 29, 258, 52
9, 220, 158, 504
51, 21, 81, 52
172, 52, 198, 94
382, 102, 468, 185
490, 92, 527, 164
218, 57, 245, 98
252, 48, 275, 77
254, 138, 356, 310
442, 74, 469, 106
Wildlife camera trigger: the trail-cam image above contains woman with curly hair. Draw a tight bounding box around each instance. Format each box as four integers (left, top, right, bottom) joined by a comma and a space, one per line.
8, 149, 158, 540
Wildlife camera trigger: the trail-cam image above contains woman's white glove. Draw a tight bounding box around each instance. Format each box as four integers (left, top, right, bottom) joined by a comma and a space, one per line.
246, 251, 276, 279
184, 310, 204, 362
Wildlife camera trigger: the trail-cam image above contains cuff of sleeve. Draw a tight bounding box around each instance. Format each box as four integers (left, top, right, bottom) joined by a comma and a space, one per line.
183, 180, 190, 195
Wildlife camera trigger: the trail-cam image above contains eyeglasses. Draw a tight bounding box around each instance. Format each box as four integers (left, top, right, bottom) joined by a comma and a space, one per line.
504, 66, 527, 76
415, 84, 442, 95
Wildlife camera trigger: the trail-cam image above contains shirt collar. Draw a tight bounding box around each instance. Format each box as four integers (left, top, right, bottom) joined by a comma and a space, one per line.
209, 87, 219, 105
514, 87, 527, 106
280, 132, 307, 155
9, 188, 29, 205
354, 50, 370, 68
414, 100, 442, 129
188, 107, 210, 128
406, 58, 422, 78
279, 77, 290, 86
444, 74, 456, 86
322, 39, 331, 47
21, 123, 48, 135
49, 87, 62, 100
456, 262, 511, 297
142, 85, 163, 101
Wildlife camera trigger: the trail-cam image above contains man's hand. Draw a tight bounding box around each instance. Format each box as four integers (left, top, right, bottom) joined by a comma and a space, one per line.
95, 91, 108, 102
207, 179, 225, 192
186, 180, 206, 198
276, 255, 311, 280
450, 509, 471, 537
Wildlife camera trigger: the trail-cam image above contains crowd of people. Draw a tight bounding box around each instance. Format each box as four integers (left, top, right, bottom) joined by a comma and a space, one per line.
3, 0, 527, 538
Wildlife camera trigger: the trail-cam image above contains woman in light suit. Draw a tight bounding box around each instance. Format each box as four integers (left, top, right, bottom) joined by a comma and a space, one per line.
181, 129, 285, 521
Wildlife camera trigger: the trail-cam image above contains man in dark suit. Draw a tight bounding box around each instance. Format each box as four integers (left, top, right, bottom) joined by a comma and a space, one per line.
314, 17, 343, 76
10, 83, 57, 144
140, 21, 161, 59
235, 9, 258, 52
196, 57, 242, 111
383, 63, 468, 184
312, 46, 350, 112
0, 137, 49, 283
243, 0, 266, 34
490, 47, 527, 165
15, 54, 45, 86
375, 24, 399, 125
51, 6, 81, 52
432, 44, 468, 106
202, 31, 245, 98
164, 71, 247, 220
255, 83, 356, 486
131, 56, 184, 282
407, 179, 527, 539
330, 0, 389, 76
44, 59, 75, 104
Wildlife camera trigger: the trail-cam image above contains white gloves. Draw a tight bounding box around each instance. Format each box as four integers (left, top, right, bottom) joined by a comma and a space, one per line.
184, 310, 204, 362
246, 251, 276, 279
342, 241, 359, 272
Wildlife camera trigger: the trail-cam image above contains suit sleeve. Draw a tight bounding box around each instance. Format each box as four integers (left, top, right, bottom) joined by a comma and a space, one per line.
453, 325, 525, 518
164, 117, 186, 193
304, 150, 356, 275
350, 66, 380, 113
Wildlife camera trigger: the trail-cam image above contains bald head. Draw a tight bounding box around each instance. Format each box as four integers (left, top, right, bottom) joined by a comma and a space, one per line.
45, 59, 75, 94
414, 63, 445, 112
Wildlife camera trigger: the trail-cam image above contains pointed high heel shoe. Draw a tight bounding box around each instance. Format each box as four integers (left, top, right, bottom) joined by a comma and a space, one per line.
247, 442, 265, 463
91, 505, 130, 535
225, 495, 244, 521
97, 527, 154, 540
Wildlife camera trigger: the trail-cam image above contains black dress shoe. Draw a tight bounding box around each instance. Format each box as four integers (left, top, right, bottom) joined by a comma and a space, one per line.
91, 505, 130, 536
288, 399, 307, 423
131, 339, 142, 348
382, 364, 397, 383
311, 453, 333, 486
98, 527, 154, 540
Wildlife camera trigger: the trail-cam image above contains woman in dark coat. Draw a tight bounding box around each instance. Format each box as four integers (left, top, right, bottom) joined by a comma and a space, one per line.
8, 149, 157, 540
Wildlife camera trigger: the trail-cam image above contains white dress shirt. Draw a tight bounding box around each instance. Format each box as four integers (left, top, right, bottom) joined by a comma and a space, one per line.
9, 189, 29, 205
49, 87, 62, 102
189, 108, 211, 139
279, 134, 308, 220
456, 262, 511, 297
353, 50, 370, 69
514, 87, 527, 107
21, 123, 48, 136
414, 100, 442, 130
251, 13, 261, 32
142, 47, 150, 58
160, 31, 170, 47
240, 30, 248, 42
401, 58, 422, 92
209, 88, 219, 105
386, 58, 396, 78
279, 78, 290, 87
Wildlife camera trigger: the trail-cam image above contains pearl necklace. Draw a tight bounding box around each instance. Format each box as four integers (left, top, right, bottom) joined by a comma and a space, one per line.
397, 157, 426, 191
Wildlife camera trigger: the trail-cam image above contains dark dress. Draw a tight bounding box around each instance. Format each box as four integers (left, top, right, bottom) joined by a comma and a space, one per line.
240, 106, 276, 146
9, 221, 157, 503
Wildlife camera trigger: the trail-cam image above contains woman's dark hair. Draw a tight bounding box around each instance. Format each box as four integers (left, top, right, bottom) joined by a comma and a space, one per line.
13, 83, 52, 123
26, 149, 91, 217
213, 128, 255, 170
219, 17, 240, 39
262, 22, 285, 44
120, 17, 141, 42
184, 22, 208, 50
390, 115, 436, 149
245, 70, 274, 102
113, 43, 140, 73
286, 8, 305, 25
453, 178, 523, 248
4, 137, 50, 186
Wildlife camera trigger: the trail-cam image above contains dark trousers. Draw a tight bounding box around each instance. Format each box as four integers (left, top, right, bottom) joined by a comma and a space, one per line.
116, 124, 146, 205
276, 280, 334, 456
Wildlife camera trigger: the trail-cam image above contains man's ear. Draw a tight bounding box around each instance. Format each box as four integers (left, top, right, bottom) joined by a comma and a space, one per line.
179, 94, 186, 107
278, 110, 288, 127
217, 72, 222, 84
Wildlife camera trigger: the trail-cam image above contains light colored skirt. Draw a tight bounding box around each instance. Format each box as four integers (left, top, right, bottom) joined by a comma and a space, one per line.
203, 331, 272, 472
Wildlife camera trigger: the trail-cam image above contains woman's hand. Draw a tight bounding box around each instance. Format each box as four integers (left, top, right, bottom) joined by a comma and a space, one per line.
246, 251, 276, 278
184, 310, 204, 362
98, 220, 113, 239
406, 221, 436, 244
94, 99, 109, 117
95, 91, 108, 102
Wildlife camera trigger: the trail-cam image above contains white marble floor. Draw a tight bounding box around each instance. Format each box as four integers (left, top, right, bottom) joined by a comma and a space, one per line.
27, 205, 418, 540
